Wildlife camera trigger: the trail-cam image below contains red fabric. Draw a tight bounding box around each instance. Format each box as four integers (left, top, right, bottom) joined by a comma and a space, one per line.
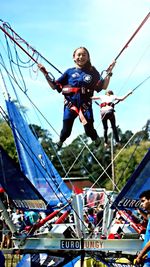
108, 233, 121, 239
0, 187, 5, 193
73, 186, 83, 194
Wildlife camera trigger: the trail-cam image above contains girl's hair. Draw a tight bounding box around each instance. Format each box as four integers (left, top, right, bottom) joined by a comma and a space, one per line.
106, 90, 114, 95
73, 47, 90, 59
73, 47, 92, 70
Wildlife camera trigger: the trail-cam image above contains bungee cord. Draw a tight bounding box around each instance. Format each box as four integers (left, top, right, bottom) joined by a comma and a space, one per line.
0, 22, 66, 179
1, 12, 149, 89
91, 14, 150, 178
114, 12, 150, 62
100, 12, 150, 77
94, 50, 150, 135
1, 33, 31, 94
115, 43, 150, 97
0, 20, 62, 76
114, 75, 150, 106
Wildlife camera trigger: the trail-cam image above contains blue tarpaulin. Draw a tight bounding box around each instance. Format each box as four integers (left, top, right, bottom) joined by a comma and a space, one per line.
112, 148, 150, 209
6, 100, 72, 208
0, 145, 49, 211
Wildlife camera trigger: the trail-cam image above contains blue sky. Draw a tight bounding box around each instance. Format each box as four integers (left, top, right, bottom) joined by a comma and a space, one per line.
0, 0, 150, 144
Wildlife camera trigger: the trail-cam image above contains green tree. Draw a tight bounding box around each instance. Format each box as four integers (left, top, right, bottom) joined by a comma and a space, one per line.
120, 130, 133, 146
114, 141, 150, 190
0, 119, 17, 160
145, 119, 150, 140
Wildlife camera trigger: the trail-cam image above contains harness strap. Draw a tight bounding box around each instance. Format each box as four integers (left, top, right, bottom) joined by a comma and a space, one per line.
62, 87, 80, 94
64, 100, 87, 125
78, 109, 87, 126
100, 102, 114, 108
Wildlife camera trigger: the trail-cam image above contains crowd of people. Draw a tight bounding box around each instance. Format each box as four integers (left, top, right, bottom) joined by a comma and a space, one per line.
0, 190, 150, 266
0, 208, 43, 249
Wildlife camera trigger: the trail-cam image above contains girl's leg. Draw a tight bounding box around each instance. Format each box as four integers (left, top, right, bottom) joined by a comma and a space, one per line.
101, 117, 108, 144
84, 121, 98, 141
60, 118, 75, 142
110, 114, 120, 142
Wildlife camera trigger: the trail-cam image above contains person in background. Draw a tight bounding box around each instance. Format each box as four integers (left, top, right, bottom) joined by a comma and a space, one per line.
96, 204, 104, 227
87, 207, 97, 226
1, 219, 12, 249
38, 47, 115, 149
135, 190, 150, 266
11, 209, 22, 227
91, 89, 132, 147
24, 210, 40, 226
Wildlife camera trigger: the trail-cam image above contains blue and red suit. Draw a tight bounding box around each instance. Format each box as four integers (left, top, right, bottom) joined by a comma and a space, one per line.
55, 66, 105, 143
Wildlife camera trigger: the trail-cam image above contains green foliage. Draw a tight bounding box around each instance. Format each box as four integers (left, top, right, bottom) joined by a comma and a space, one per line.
0, 115, 149, 193
114, 141, 150, 190
0, 120, 17, 161
120, 130, 133, 145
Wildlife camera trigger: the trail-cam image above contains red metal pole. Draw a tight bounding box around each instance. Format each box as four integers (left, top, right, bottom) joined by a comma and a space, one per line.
55, 210, 70, 224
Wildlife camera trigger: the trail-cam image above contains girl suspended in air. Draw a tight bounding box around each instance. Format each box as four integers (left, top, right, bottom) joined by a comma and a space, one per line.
38, 47, 115, 149
91, 90, 132, 147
